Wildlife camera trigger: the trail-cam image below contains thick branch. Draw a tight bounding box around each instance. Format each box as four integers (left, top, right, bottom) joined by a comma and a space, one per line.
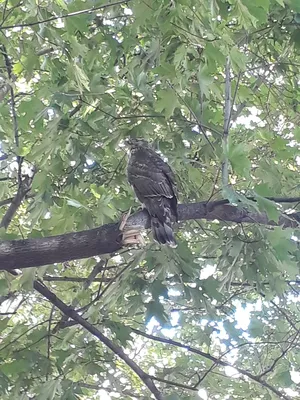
0, 200, 299, 271
33, 280, 163, 400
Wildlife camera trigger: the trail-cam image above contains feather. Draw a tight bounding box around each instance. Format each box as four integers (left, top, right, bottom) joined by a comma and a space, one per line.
127, 139, 178, 247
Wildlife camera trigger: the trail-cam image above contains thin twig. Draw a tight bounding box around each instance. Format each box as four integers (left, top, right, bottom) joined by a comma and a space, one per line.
222, 56, 231, 189
257, 332, 299, 379
1, 0, 9, 24
0, 45, 22, 184
0, 0, 131, 31
0, 197, 13, 207
230, 71, 242, 119
231, 77, 263, 121
0, 175, 34, 229
167, 81, 214, 149
69, 102, 82, 118
77, 258, 135, 314
46, 305, 55, 378
36, 47, 54, 56
0, 1, 23, 27
106, 153, 126, 186
131, 328, 291, 400
43, 275, 112, 283
150, 375, 197, 391
52, 258, 108, 333
83, 259, 107, 289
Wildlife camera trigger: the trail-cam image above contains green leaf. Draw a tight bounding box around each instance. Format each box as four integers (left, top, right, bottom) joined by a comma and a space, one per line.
108, 321, 132, 345
55, 0, 68, 10
204, 43, 226, 67
255, 195, 280, 223
151, 280, 169, 299
290, 29, 300, 49
230, 47, 248, 71
18, 268, 36, 290
197, 65, 214, 96
0, 317, 10, 333
0, 279, 9, 296
201, 277, 223, 301
174, 45, 187, 68
228, 142, 251, 177
289, 0, 300, 12
0, 359, 29, 375
66, 198, 87, 209
236, 0, 258, 26
36, 380, 61, 400
294, 127, 300, 141
145, 300, 169, 326
267, 227, 297, 261
248, 318, 264, 337
71, 64, 90, 93
17, 146, 31, 157
164, 394, 181, 400
155, 89, 180, 119
274, 370, 293, 387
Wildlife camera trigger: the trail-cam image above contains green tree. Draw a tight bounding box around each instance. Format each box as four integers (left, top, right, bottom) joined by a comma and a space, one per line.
0, 0, 299, 399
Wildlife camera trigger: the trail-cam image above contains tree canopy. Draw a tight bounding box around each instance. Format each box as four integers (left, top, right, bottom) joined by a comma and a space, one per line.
0, 0, 299, 399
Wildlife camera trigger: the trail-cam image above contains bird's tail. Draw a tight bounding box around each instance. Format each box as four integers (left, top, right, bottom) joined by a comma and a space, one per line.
151, 217, 177, 248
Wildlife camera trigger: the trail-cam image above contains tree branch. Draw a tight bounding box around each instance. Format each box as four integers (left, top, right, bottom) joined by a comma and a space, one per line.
150, 375, 197, 391
222, 56, 231, 191
52, 259, 107, 333
42, 276, 112, 283
0, 0, 131, 31
0, 45, 22, 184
131, 328, 291, 400
0, 47, 36, 230
0, 197, 14, 207
0, 175, 33, 229
33, 280, 164, 400
0, 199, 299, 271
77, 381, 144, 398
36, 47, 54, 56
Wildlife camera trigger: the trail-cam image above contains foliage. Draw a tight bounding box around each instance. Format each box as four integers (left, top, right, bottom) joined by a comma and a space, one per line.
0, 0, 299, 399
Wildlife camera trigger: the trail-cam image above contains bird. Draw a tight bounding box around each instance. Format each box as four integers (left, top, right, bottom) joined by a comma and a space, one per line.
126, 138, 178, 247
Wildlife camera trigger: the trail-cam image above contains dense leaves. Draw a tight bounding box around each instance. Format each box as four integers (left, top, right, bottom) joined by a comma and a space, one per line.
0, 0, 299, 399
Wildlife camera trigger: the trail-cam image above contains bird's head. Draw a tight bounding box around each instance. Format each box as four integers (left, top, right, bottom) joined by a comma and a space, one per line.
126, 137, 150, 151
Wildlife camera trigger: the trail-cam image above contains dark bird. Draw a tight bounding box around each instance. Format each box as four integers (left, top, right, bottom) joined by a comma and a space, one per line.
127, 138, 178, 247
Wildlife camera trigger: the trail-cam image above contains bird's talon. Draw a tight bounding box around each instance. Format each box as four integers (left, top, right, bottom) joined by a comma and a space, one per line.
119, 207, 132, 231
122, 228, 145, 246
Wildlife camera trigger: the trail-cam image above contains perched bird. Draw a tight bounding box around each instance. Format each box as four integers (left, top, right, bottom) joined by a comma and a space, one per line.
127, 138, 178, 247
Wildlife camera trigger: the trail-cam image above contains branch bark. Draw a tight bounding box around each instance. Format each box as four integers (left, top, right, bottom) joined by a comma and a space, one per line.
33, 280, 164, 400
0, 175, 34, 229
0, 200, 299, 271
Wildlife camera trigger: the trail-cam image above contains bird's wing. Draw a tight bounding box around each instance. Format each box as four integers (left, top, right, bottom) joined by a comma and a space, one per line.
128, 161, 175, 199
153, 154, 178, 198
128, 147, 177, 198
